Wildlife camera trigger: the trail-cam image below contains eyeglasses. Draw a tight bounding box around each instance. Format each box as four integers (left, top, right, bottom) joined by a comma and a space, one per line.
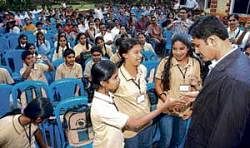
229, 19, 236, 22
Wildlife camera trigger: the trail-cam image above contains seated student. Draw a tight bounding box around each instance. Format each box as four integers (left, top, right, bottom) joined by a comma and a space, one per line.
16, 34, 29, 50
95, 36, 114, 59
55, 48, 83, 80
0, 68, 14, 84
0, 97, 53, 148
20, 50, 54, 83
90, 60, 184, 148
33, 22, 47, 35
137, 32, 156, 54
83, 46, 106, 81
23, 17, 36, 32
35, 32, 51, 55
73, 33, 91, 58
53, 35, 70, 61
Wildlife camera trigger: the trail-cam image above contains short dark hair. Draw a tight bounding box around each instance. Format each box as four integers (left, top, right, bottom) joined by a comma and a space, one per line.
90, 45, 102, 54
137, 32, 145, 37
56, 23, 62, 29
22, 50, 33, 60
23, 97, 53, 120
27, 43, 35, 49
63, 48, 75, 57
94, 18, 100, 22
36, 22, 43, 27
189, 16, 229, 40
227, 14, 239, 21
179, 7, 188, 13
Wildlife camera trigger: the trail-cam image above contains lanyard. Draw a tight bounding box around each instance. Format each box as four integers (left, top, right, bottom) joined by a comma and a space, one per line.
131, 79, 142, 94
120, 68, 142, 94
95, 96, 119, 111
22, 123, 32, 148
177, 65, 188, 80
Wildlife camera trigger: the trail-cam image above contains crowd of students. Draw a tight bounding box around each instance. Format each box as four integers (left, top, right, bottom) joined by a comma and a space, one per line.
0, 1, 250, 148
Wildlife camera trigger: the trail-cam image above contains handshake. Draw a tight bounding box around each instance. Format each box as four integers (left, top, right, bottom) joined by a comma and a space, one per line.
171, 75, 201, 119
168, 93, 198, 120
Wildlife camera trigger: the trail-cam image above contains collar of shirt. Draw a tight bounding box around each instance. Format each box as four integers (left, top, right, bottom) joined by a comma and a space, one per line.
94, 91, 114, 103
227, 27, 241, 38
13, 114, 23, 134
120, 64, 143, 82
59, 46, 68, 51
171, 57, 193, 68
20, 44, 26, 48
23, 63, 38, 70
209, 44, 238, 71
227, 27, 240, 33
62, 62, 77, 69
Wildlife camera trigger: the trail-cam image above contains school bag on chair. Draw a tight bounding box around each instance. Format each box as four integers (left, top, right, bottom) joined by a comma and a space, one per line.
63, 105, 93, 147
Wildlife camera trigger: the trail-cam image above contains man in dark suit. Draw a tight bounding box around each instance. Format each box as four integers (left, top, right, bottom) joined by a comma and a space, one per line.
185, 16, 250, 147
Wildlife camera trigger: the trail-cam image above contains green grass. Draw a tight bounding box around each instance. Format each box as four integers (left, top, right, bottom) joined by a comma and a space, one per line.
37, 2, 95, 11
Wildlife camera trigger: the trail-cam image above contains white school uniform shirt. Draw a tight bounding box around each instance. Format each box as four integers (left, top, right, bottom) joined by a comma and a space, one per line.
91, 91, 129, 148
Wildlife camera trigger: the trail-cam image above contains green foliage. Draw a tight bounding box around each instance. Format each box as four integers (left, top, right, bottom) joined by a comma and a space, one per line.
0, 0, 173, 11
1, 0, 36, 11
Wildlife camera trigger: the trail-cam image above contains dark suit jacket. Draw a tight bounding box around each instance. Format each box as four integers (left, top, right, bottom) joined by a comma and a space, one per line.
185, 49, 250, 148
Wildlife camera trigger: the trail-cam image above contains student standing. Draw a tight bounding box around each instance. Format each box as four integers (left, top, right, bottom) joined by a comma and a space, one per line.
90, 60, 184, 148
155, 34, 201, 148
113, 38, 152, 147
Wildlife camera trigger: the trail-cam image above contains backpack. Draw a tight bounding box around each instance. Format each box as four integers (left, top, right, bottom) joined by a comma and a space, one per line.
63, 105, 93, 147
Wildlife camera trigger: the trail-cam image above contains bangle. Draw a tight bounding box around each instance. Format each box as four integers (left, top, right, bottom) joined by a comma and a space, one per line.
159, 92, 167, 97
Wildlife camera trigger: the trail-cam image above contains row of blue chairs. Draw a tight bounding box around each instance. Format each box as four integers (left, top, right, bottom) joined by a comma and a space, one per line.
0, 49, 65, 82
0, 78, 87, 117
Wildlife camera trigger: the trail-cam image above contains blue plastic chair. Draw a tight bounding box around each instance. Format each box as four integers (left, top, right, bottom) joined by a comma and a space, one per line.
0, 37, 10, 52
52, 58, 64, 69
0, 37, 10, 65
49, 78, 87, 103
46, 58, 64, 83
141, 50, 159, 62
163, 30, 173, 56
142, 60, 160, 83
40, 112, 62, 148
23, 32, 36, 44
12, 80, 52, 107
0, 27, 5, 35
54, 96, 92, 148
7, 33, 19, 49
4, 50, 25, 80
0, 84, 15, 117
